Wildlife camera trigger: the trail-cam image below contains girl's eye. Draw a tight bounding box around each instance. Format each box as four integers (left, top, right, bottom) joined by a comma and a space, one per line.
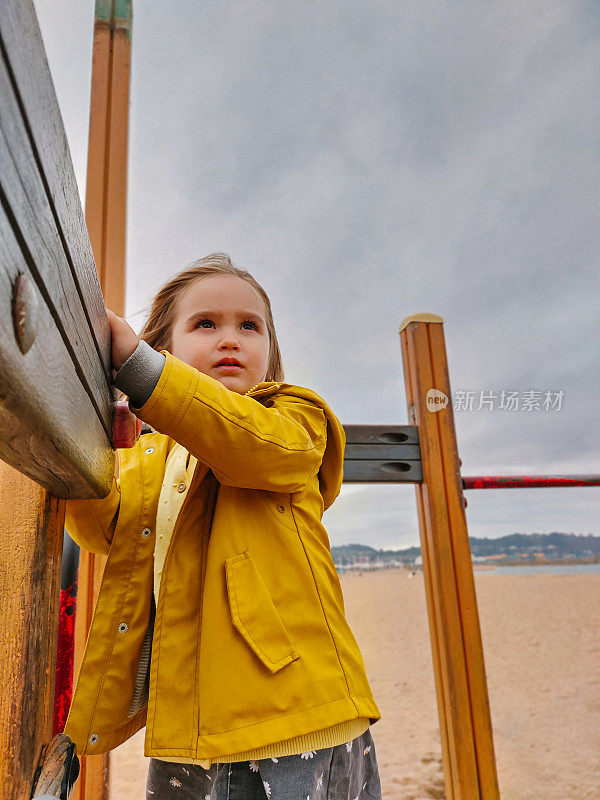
195, 319, 258, 330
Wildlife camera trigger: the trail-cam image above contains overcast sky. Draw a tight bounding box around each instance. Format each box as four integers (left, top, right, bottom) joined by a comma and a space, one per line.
33, 0, 599, 549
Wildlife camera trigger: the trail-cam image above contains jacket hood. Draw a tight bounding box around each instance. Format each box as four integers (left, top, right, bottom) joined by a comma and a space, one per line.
245, 380, 346, 511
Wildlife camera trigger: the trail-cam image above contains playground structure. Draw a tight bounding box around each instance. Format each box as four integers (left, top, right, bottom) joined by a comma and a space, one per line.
1, 3, 598, 799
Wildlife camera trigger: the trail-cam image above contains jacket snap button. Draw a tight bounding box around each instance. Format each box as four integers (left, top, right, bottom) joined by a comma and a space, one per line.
118, 622, 128, 633
141, 527, 151, 537
145, 447, 155, 454
277, 504, 285, 512
177, 483, 187, 493
89, 734, 98, 745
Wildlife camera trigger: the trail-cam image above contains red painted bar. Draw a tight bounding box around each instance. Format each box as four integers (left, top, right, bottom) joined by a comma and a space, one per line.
463, 475, 600, 489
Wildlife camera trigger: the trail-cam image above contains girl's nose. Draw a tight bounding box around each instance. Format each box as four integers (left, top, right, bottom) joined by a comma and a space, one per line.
218, 331, 241, 349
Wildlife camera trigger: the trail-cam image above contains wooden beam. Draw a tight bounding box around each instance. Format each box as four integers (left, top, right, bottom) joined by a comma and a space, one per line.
87, 0, 132, 314
0, 464, 64, 800
399, 313, 500, 800
342, 424, 422, 482
0, 0, 114, 499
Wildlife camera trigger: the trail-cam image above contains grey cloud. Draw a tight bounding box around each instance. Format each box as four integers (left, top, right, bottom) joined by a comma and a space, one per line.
33, 0, 599, 547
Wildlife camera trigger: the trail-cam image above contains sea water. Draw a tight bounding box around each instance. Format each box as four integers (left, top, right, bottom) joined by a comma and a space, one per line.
475, 563, 600, 576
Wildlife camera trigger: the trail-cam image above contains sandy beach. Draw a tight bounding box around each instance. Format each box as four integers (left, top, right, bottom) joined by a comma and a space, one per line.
109, 569, 600, 799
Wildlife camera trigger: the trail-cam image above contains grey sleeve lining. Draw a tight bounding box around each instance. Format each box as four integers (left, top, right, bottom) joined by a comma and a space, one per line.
112, 339, 166, 408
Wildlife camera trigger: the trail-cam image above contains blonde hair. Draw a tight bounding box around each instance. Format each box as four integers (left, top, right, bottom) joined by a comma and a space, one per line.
137, 252, 284, 382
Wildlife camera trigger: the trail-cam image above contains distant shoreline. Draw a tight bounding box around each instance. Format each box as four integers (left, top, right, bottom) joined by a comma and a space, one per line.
337, 557, 600, 573
332, 536, 600, 570
485, 556, 600, 566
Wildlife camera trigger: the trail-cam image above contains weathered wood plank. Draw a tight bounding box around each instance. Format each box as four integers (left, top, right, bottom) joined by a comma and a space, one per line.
342, 459, 422, 483
0, 210, 114, 499
0, 1, 115, 498
342, 424, 422, 482
0, 49, 111, 436
0, 0, 111, 377
343, 424, 419, 444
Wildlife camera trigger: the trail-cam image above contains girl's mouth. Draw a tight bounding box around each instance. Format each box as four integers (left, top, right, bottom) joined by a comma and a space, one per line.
215, 364, 243, 371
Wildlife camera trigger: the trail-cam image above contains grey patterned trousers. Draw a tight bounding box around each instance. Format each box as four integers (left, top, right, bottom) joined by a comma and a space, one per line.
146, 727, 382, 799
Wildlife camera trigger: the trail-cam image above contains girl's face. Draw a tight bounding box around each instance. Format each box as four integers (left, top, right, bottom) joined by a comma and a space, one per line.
169, 274, 271, 394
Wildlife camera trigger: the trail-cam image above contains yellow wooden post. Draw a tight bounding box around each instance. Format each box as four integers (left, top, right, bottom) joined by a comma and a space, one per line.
399, 313, 500, 800
86, 0, 132, 316
0, 471, 64, 799
72, 3, 132, 799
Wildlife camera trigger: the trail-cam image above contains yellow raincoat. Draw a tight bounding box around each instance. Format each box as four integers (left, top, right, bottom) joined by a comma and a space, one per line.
63, 351, 381, 761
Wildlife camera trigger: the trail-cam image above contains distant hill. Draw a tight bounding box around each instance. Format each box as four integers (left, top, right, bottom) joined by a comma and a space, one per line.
331, 533, 600, 565
469, 532, 600, 557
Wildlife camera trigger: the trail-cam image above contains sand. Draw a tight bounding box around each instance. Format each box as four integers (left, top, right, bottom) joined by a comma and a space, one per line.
109, 570, 600, 799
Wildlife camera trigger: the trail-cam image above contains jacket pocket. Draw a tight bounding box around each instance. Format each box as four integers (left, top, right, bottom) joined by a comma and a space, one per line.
225, 550, 300, 673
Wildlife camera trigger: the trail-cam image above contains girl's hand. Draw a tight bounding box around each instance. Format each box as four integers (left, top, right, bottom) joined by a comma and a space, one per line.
106, 308, 140, 371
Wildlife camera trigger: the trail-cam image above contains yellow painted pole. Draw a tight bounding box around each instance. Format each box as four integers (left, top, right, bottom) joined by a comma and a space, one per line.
399, 313, 500, 800
0, 470, 64, 798
71, 3, 132, 799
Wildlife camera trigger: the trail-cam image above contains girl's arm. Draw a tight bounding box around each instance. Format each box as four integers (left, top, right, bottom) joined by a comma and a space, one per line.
114, 344, 327, 494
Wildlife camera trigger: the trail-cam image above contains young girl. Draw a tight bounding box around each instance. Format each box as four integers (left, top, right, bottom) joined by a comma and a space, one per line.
63, 253, 382, 799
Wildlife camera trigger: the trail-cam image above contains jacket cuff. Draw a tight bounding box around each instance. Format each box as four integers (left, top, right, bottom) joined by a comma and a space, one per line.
113, 340, 166, 408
